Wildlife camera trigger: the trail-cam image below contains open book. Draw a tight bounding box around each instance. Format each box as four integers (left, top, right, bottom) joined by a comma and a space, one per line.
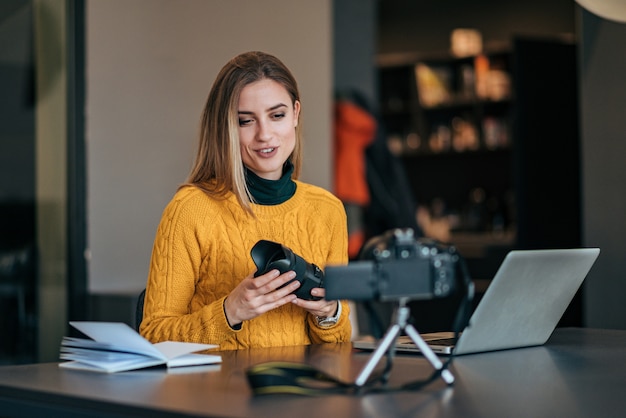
59, 321, 221, 373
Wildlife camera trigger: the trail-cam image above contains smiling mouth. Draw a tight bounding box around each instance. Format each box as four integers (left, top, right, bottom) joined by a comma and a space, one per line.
259, 148, 275, 154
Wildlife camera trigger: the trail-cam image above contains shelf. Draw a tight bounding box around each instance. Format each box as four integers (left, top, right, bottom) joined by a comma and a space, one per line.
375, 38, 581, 326
376, 45, 512, 68
379, 50, 513, 157
420, 97, 511, 111
378, 37, 581, 283
402, 148, 511, 160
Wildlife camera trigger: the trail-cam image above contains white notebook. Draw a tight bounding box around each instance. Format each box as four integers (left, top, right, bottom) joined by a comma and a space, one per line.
59, 321, 221, 373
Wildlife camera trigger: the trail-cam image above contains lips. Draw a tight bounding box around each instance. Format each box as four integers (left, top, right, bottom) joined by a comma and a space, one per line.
256, 147, 278, 158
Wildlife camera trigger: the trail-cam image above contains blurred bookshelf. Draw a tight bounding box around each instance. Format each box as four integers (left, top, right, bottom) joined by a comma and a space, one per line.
377, 37, 583, 326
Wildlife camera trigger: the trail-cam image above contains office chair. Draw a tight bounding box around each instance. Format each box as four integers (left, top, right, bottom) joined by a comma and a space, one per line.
135, 288, 146, 332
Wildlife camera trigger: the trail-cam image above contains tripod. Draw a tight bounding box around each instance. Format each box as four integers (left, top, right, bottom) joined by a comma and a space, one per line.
355, 297, 455, 387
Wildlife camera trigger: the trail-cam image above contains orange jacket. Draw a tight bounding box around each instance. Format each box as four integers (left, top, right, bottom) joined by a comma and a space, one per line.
333, 101, 377, 205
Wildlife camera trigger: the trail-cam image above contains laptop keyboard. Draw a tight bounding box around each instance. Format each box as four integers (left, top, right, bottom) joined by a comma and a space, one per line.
398, 337, 457, 347
424, 337, 457, 346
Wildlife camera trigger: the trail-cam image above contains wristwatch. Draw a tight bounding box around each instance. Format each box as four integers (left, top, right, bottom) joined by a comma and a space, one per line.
315, 301, 342, 328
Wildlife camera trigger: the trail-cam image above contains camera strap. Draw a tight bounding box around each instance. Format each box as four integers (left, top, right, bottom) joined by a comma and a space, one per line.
246, 360, 451, 396
451, 256, 475, 335
246, 361, 357, 396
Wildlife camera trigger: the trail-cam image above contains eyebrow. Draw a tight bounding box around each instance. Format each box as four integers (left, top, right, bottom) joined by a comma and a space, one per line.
238, 103, 288, 115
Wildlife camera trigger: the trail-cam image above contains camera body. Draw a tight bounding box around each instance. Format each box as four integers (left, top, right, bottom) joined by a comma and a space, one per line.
250, 240, 324, 301
325, 228, 458, 302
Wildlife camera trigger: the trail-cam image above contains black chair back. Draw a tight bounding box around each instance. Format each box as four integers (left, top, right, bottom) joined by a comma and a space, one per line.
135, 289, 146, 331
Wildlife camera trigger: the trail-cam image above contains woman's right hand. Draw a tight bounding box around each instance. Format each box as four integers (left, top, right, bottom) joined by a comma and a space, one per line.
223, 269, 301, 327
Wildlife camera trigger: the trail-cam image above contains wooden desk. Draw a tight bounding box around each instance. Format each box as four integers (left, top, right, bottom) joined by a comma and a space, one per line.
1, 328, 625, 417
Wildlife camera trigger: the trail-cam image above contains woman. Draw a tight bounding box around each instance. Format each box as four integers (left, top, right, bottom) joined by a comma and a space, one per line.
140, 51, 351, 350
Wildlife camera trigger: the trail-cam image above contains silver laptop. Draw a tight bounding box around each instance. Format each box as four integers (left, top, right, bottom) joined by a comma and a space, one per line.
353, 248, 600, 355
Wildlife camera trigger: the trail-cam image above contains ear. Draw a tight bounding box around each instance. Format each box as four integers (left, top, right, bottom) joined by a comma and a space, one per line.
293, 100, 301, 128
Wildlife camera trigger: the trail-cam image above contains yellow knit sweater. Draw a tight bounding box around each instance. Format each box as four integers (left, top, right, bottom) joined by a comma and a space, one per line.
140, 181, 351, 350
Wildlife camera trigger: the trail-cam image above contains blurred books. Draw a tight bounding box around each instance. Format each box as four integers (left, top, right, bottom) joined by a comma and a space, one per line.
415, 63, 452, 107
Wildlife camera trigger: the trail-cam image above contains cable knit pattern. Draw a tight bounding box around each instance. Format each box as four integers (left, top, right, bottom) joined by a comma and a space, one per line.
140, 181, 351, 350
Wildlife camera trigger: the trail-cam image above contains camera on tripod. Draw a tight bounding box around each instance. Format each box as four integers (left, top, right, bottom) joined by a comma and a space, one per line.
325, 228, 459, 302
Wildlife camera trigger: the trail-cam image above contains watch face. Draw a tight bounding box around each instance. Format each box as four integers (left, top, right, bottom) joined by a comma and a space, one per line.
316, 302, 341, 327
316, 316, 338, 328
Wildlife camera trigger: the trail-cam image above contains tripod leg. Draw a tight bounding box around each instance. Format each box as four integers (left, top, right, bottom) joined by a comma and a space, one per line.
404, 325, 454, 385
355, 324, 401, 387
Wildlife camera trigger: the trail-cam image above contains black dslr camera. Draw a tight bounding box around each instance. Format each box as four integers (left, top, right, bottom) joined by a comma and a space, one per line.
325, 228, 458, 302
250, 240, 324, 301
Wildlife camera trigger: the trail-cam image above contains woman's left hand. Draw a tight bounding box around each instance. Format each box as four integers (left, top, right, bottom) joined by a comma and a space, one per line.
292, 287, 338, 318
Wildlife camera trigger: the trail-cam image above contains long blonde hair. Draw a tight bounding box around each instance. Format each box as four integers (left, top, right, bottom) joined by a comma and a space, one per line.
183, 51, 303, 214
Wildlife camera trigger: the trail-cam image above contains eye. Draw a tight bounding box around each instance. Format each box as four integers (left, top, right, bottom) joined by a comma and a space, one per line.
239, 118, 253, 126
272, 112, 286, 120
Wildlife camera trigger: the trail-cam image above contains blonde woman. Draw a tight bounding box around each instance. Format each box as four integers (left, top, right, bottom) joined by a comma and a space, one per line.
140, 51, 351, 350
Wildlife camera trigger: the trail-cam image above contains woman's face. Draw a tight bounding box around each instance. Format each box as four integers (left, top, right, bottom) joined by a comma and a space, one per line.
238, 78, 300, 181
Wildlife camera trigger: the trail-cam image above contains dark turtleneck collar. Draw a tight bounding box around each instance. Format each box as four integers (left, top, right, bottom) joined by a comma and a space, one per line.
245, 161, 296, 205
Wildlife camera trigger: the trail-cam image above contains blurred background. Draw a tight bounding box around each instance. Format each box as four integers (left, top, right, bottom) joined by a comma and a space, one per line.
1, 0, 625, 364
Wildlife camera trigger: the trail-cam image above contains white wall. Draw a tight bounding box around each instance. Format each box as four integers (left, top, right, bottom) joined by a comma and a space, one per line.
86, 0, 332, 293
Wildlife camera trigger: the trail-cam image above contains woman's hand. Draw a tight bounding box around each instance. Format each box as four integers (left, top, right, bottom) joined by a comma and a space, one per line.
292, 287, 338, 319
223, 269, 301, 327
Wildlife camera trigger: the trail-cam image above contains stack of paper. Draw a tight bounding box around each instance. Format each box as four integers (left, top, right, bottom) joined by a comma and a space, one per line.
59, 321, 221, 373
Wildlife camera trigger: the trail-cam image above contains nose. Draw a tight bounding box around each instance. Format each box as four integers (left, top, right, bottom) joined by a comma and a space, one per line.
256, 120, 272, 142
